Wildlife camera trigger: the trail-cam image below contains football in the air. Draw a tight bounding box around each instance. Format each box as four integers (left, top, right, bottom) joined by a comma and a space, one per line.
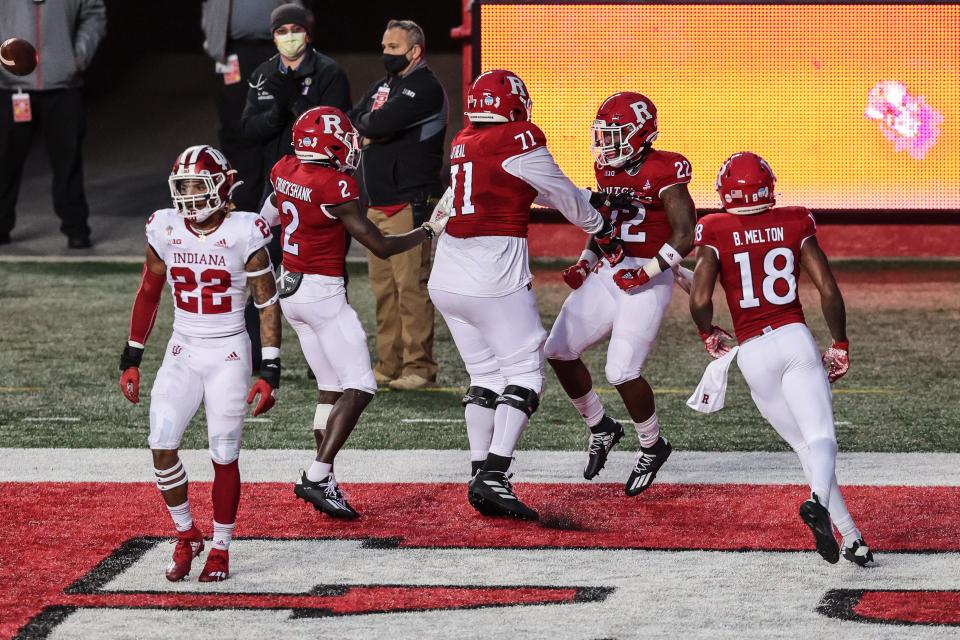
0, 38, 38, 76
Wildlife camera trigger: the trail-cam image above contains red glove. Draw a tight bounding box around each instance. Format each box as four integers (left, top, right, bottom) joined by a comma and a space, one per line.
246, 379, 277, 416
613, 268, 650, 293
120, 367, 140, 404
562, 260, 591, 289
822, 341, 850, 383
698, 325, 734, 359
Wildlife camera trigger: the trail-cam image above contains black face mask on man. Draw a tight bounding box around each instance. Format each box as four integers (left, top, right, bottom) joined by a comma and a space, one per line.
382, 47, 413, 75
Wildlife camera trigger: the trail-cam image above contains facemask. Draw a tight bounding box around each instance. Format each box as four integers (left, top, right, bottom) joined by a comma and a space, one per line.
382, 49, 412, 75
275, 32, 307, 59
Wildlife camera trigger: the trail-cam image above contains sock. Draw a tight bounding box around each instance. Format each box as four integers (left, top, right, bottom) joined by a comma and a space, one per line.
167, 500, 194, 533
307, 460, 333, 482
471, 459, 484, 475
211, 460, 241, 526
571, 390, 605, 428
488, 404, 529, 459
465, 404, 495, 463
806, 438, 839, 509
634, 413, 661, 449
212, 520, 236, 551
483, 452, 512, 473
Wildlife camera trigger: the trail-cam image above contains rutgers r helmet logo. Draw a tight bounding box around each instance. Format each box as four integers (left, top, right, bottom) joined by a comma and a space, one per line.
630, 100, 654, 125
322, 114, 344, 135
506, 75, 527, 97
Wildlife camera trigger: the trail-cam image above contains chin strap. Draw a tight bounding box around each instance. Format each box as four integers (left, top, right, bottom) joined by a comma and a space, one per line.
129, 265, 165, 347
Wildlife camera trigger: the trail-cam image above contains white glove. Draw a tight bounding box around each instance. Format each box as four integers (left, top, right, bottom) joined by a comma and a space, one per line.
422, 187, 453, 238
673, 266, 694, 294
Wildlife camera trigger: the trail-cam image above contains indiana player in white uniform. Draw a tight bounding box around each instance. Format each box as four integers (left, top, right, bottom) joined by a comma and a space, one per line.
261, 106, 447, 519
689, 152, 872, 566
544, 92, 696, 494
118, 145, 282, 582
429, 70, 624, 521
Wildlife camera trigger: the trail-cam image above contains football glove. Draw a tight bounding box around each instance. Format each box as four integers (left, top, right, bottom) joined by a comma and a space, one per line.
562, 260, 592, 290
421, 188, 452, 239
247, 357, 280, 417
613, 267, 650, 293
822, 341, 850, 383
594, 218, 625, 266
119, 344, 144, 404
698, 325, 734, 359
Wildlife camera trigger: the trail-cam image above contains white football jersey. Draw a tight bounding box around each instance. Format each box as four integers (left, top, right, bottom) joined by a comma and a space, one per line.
145, 208, 272, 338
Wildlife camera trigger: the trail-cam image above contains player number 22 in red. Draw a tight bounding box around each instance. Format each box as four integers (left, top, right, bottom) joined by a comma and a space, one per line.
169, 267, 233, 314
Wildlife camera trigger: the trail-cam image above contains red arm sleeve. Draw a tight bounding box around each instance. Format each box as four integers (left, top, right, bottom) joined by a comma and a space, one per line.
128, 266, 165, 347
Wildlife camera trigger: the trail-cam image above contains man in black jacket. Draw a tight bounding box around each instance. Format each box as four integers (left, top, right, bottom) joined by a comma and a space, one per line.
348, 19, 447, 391
240, 3, 350, 207
240, 3, 350, 368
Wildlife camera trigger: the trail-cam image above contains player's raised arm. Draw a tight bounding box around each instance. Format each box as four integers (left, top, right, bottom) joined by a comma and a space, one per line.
245, 247, 282, 416
118, 244, 167, 404
800, 235, 850, 382
325, 198, 448, 259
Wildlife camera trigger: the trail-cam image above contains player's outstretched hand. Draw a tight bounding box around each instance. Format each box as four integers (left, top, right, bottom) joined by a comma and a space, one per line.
673, 266, 694, 294
562, 260, 592, 289
822, 341, 850, 383
613, 267, 649, 293
594, 218, 625, 266
698, 325, 734, 359
118, 344, 144, 404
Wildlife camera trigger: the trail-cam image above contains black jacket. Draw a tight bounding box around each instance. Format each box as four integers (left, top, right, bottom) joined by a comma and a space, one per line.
348, 63, 448, 207
240, 48, 350, 197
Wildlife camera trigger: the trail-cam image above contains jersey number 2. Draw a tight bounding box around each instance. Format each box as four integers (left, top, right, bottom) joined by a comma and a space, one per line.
280, 201, 300, 256
450, 162, 475, 216
733, 248, 797, 308
169, 267, 232, 314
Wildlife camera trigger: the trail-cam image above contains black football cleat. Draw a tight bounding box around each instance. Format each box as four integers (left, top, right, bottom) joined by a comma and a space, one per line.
468, 465, 503, 517
842, 538, 875, 567
799, 493, 840, 564
624, 436, 672, 496
584, 415, 624, 480
468, 470, 539, 521
295, 471, 359, 519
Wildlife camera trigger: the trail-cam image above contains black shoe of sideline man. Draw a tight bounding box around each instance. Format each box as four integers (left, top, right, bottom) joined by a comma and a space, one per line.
67, 234, 92, 249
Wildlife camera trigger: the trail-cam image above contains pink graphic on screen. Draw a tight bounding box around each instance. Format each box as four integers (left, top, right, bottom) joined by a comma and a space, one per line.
864, 81, 944, 160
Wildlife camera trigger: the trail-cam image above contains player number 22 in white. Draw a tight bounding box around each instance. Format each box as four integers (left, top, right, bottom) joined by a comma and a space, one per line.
733, 247, 797, 308
450, 161, 475, 216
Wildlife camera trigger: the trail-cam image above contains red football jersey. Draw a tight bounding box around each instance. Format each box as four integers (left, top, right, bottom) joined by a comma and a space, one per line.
269, 155, 358, 276
445, 121, 546, 239
595, 149, 691, 259
695, 206, 817, 342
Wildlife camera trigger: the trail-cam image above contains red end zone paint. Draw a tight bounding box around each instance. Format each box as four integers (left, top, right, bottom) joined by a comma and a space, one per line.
855, 591, 960, 625
527, 223, 960, 258
2, 482, 959, 639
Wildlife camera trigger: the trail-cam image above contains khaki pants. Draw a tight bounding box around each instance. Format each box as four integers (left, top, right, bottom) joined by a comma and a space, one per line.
366, 205, 437, 380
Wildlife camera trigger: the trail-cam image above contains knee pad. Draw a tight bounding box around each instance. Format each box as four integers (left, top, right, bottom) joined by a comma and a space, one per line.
208, 424, 242, 465
462, 386, 499, 409
495, 385, 540, 417
544, 332, 579, 361
605, 361, 642, 387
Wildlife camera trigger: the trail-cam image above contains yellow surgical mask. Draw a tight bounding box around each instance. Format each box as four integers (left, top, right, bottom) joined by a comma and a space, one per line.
275, 32, 307, 59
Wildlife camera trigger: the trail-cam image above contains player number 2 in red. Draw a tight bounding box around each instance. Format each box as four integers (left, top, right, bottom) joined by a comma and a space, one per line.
169, 267, 233, 314
733, 248, 797, 309
450, 161, 475, 216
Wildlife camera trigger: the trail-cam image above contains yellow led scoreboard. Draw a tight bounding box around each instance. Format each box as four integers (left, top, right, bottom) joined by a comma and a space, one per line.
475, 2, 960, 212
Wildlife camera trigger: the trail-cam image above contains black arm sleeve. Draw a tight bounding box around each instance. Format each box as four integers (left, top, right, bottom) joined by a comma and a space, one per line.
240, 78, 292, 143
353, 79, 444, 140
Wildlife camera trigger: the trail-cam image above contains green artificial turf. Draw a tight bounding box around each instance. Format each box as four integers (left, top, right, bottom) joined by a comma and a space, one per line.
0, 260, 958, 451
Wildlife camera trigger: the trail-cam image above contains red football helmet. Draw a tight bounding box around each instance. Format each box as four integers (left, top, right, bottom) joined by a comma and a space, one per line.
465, 69, 532, 124
592, 92, 658, 168
715, 152, 777, 214
292, 106, 360, 172
168, 145, 237, 223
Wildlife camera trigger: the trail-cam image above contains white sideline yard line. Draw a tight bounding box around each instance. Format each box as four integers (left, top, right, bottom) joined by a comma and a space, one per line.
1, 449, 958, 485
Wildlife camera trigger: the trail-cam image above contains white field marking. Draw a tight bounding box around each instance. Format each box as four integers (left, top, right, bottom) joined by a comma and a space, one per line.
21, 417, 81, 422
0, 255, 143, 263
244, 418, 273, 423
55, 541, 960, 640
1, 449, 958, 486
400, 418, 462, 424
381, 385, 892, 396
0, 386, 40, 392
